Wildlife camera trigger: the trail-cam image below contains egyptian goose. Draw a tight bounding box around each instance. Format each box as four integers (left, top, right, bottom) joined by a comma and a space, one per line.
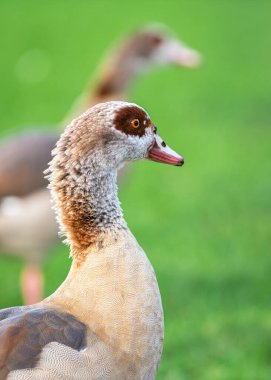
0, 101, 183, 379
0, 24, 198, 305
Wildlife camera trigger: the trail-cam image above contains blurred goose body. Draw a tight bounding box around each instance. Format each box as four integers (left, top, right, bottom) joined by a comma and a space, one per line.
0, 101, 183, 379
0, 190, 55, 263
0, 25, 199, 304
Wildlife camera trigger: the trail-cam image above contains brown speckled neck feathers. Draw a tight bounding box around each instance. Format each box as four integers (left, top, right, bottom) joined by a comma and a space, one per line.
46, 111, 127, 263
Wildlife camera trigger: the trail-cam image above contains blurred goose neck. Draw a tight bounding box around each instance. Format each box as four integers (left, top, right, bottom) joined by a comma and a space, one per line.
94, 62, 135, 101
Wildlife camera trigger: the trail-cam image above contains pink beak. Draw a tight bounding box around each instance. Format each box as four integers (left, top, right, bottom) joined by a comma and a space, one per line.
167, 40, 202, 68
148, 134, 184, 166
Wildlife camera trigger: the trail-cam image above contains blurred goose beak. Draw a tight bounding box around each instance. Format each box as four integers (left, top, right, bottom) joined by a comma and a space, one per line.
166, 39, 202, 68
148, 134, 184, 166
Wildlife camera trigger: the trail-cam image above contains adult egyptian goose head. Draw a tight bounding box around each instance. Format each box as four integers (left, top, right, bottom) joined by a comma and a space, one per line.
0, 102, 183, 379
49, 101, 183, 259
123, 24, 201, 68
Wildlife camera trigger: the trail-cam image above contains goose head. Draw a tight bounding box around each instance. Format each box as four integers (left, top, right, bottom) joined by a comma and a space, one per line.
94, 25, 201, 102
121, 24, 201, 71
48, 101, 183, 260
54, 101, 184, 174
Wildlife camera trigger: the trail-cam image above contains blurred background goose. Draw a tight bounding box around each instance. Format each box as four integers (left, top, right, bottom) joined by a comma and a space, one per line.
0, 24, 201, 305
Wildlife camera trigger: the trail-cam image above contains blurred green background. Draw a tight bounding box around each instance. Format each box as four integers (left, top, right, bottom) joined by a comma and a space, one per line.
0, 1, 271, 379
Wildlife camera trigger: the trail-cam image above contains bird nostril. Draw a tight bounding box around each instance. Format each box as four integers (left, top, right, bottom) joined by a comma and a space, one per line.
161, 141, 166, 147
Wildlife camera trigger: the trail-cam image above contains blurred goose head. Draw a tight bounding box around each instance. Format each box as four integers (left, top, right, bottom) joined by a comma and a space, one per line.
94, 24, 201, 101
124, 24, 201, 69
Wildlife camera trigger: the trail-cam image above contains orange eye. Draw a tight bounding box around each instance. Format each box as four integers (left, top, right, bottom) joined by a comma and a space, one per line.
131, 119, 140, 128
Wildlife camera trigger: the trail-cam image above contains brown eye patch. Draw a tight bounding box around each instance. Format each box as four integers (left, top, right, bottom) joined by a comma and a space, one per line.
113, 105, 152, 137
130, 32, 165, 59
150, 34, 164, 46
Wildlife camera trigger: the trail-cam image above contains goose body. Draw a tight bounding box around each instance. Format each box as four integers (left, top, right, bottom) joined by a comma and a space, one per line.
2, 232, 163, 380
0, 133, 58, 198
0, 25, 196, 304
0, 189, 56, 262
0, 101, 183, 379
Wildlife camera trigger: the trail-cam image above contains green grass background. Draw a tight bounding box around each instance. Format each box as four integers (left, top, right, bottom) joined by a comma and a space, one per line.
0, 1, 271, 379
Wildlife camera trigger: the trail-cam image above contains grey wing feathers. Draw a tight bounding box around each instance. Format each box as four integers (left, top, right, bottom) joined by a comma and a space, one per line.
0, 305, 87, 379
0, 131, 58, 197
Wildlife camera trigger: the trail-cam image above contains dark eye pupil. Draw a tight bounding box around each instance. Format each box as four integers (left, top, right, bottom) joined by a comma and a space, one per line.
132, 119, 139, 128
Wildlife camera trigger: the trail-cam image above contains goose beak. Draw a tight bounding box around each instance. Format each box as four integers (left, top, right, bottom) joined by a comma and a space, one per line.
167, 39, 202, 68
148, 134, 184, 166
